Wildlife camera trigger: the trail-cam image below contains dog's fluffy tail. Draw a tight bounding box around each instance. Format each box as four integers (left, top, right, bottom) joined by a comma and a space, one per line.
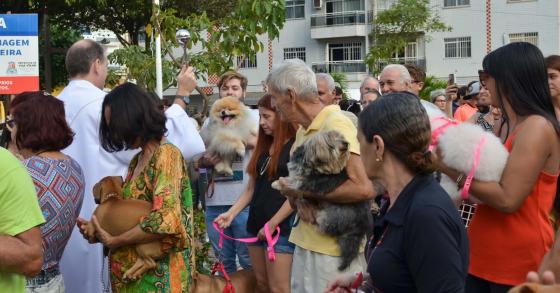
337, 230, 365, 271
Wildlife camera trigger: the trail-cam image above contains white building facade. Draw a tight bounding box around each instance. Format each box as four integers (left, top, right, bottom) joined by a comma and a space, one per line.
177, 0, 560, 103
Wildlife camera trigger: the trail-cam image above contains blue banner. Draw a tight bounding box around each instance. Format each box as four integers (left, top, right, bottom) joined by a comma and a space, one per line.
0, 14, 38, 36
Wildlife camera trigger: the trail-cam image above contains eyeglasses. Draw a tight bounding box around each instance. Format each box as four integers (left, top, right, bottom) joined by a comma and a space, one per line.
478, 70, 490, 88
434, 99, 447, 103
4, 118, 15, 131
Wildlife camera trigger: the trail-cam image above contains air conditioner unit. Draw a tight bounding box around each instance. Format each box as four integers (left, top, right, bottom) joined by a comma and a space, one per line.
314, 0, 323, 9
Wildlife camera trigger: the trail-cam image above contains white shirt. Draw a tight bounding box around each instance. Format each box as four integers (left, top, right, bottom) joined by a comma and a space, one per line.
57, 80, 205, 293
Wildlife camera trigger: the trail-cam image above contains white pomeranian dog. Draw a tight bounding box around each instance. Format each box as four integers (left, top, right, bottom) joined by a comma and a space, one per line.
421, 101, 509, 206
200, 96, 258, 176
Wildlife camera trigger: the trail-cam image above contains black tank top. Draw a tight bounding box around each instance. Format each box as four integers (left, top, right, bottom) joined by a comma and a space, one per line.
247, 139, 295, 236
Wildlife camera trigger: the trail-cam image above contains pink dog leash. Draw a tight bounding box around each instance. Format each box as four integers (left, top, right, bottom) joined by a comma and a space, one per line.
461, 136, 487, 200
212, 221, 280, 262
429, 117, 459, 152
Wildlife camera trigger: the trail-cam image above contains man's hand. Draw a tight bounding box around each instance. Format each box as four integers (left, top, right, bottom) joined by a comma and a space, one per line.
176, 65, 197, 97
199, 153, 222, 168
297, 199, 318, 224
274, 177, 317, 224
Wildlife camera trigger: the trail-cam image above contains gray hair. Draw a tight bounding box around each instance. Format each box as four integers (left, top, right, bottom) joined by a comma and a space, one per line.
316, 73, 335, 91
360, 76, 379, 91
430, 89, 446, 102
267, 59, 318, 101
381, 64, 412, 84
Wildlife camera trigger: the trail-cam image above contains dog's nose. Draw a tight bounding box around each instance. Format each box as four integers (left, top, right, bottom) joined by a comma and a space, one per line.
339, 141, 349, 152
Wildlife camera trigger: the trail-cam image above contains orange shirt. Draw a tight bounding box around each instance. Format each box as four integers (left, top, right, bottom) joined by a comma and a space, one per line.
467, 133, 559, 285
454, 103, 478, 122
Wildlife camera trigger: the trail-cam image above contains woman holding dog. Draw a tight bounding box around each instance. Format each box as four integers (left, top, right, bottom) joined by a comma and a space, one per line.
327, 92, 469, 293
440, 42, 560, 292
214, 94, 297, 293
81, 83, 195, 292
7, 91, 85, 292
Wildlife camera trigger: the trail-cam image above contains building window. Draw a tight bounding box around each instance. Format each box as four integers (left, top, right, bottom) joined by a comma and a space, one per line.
393, 42, 417, 60
237, 55, 257, 69
509, 32, 538, 47
286, 0, 305, 19
326, 0, 364, 13
329, 42, 362, 61
444, 0, 470, 7
444, 37, 471, 58
284, 47, 306, 62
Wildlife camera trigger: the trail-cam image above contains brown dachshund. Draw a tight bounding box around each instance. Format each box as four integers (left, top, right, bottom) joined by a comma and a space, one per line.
190, 270, 256, 293
87, 176, 163, 280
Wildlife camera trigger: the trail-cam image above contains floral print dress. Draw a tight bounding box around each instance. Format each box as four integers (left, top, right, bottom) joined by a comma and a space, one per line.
109, 142, 195, 292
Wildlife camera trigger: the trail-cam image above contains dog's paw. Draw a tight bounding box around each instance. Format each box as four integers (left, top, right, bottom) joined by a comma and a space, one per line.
271, 180, 280, 190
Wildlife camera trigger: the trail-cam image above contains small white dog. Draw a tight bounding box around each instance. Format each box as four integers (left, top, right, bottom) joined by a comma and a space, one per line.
422, 101, 509, 205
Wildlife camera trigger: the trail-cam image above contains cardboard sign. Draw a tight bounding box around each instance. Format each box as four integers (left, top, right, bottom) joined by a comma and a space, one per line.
0, 14, 39, 94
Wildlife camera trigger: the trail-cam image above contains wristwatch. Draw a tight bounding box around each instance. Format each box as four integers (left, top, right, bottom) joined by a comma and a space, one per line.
180, 95, 190, 105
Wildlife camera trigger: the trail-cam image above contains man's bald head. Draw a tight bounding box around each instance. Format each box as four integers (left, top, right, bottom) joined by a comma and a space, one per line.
65, 39, 106, 78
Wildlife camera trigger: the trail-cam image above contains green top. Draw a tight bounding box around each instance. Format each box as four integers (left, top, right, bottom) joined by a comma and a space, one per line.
0, 148, 45, 293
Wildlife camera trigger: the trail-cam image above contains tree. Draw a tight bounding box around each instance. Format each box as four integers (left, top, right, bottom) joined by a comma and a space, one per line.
419, 75, 447, 101
52, 0, 240, 49
366, 0, 451, 73
39, 24, 82, 89
330, 72, 349, 100
109, 0, 285, 114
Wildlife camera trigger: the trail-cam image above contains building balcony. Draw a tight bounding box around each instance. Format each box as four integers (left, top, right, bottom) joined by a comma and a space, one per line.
312, 60, 367, 74
376, 57, 426, 72
310, 11, 369, 39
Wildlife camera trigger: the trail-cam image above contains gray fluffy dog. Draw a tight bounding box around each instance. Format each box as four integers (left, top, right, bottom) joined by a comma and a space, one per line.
272, 130, 371, 271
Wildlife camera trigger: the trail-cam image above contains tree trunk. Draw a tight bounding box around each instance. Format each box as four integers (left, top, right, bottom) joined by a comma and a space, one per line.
43, 7, 52, 92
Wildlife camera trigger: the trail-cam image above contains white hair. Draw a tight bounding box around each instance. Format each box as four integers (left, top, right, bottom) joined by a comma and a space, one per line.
267, 59, 317, 101
360, 76, 379, 90
316, 73, 336, 91
381, 64, 412, 84
430, 89, 446, 101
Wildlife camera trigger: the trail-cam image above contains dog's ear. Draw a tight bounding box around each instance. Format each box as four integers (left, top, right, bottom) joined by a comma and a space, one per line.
92, 181, 102, 204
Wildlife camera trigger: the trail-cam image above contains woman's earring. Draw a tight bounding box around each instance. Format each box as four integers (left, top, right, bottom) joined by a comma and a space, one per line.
375, 157, 382, 162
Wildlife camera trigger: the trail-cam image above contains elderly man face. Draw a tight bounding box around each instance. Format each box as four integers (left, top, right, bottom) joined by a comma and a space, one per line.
379, 68, 409, 94
360, 77, 380, 95
360, 91, 380, 108
317, 78, 335, 105
269, 87, 296, 123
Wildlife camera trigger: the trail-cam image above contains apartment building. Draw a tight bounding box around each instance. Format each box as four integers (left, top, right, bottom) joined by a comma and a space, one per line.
171, 0, 560, 104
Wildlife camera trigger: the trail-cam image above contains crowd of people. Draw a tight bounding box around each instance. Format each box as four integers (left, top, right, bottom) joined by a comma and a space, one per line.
0, 39, 559, 293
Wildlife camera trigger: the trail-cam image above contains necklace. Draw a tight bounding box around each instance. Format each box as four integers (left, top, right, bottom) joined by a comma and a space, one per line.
259, 155, 272, 176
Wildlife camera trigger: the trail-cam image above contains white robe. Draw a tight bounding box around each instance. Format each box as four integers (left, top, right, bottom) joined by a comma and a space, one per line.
57, 80, 205, 293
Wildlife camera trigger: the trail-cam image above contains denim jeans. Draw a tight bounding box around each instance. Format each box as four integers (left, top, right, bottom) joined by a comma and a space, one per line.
205, 205, 252, 273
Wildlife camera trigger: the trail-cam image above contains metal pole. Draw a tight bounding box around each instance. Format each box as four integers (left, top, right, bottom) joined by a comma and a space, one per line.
154, 0, 163, 98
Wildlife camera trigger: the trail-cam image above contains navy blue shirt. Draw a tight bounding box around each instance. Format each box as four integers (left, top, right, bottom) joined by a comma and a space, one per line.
366, 174, 469, 293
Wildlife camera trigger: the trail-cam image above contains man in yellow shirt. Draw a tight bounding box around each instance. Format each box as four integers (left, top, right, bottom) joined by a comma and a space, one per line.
267, 59, 374, 292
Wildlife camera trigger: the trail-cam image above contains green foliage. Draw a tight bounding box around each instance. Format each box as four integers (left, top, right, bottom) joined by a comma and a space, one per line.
108, 45, 176, 90
39, 25, 82, 89
367, 0, 451, 73
155, 0, 285, 76
330, 72, 349, 100
419, 75, 447, 101
107, 0, 285, 92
